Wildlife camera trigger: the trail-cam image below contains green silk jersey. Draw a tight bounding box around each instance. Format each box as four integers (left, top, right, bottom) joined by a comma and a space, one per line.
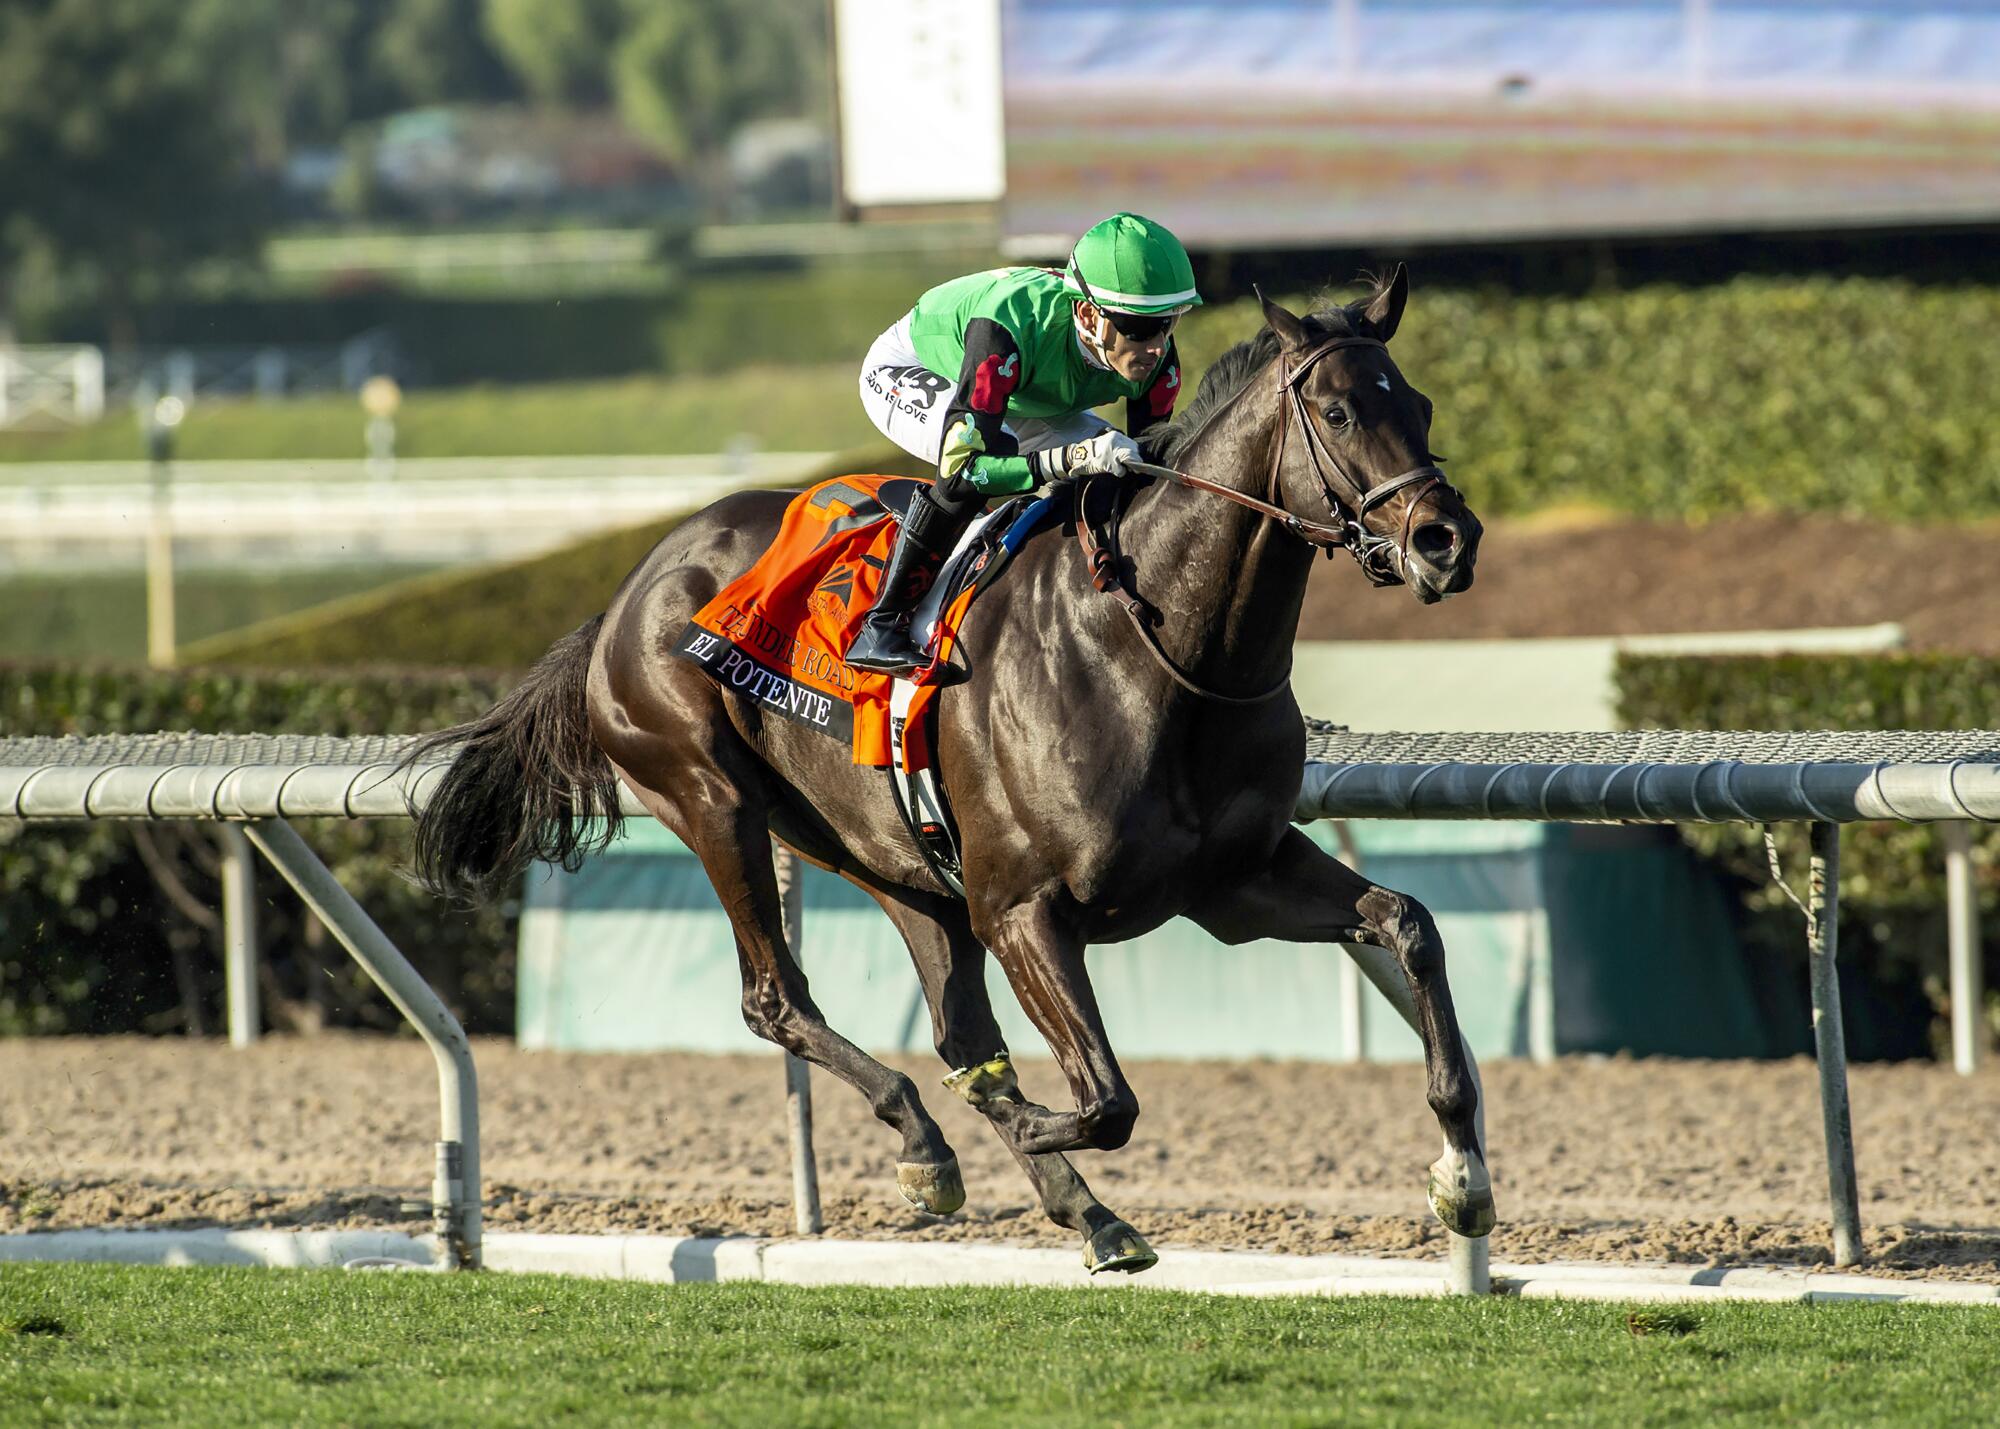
908, 267, 1156, 420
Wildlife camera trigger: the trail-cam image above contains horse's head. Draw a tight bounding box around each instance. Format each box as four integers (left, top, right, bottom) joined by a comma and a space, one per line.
1259, 268, 1482, 603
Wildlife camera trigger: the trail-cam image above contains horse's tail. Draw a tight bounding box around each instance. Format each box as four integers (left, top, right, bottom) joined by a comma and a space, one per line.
402, 614, 623, 904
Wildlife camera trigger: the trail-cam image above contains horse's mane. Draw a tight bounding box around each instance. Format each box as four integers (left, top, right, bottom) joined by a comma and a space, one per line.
1143, 276, 1390, 465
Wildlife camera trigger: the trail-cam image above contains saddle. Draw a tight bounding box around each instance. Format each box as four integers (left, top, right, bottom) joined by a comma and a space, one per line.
673, 475, 1065, 894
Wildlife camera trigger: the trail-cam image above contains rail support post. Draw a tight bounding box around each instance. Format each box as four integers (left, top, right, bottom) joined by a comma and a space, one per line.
1330, 823, 1368, 1063
1807, 821, 1863, 1268
773, 843, 824, 1235
241, 818, 482, 1269
1943, 822, 1983, 1077
217, 825, 260, 1047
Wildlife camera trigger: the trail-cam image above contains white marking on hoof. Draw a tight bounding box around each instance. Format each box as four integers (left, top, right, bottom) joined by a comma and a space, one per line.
1427, 1137, 1495, 1239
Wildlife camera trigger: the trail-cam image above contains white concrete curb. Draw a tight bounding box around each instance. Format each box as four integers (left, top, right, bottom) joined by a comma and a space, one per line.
0, 1229, 425, 1269
2, 1230, 1994, 1307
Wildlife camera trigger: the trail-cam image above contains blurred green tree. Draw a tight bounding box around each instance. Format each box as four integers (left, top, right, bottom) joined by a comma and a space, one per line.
0, 0, 271, 342
481, 0, 624, 107
482, 0, 823, 215
185, 0, 367, 167
327, 131, 388, 222
372, 0, 516, 110
186, 2, 522, 162
609, 0, 799, 188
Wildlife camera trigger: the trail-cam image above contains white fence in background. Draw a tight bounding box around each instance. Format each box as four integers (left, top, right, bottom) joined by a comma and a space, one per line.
0, 453, 830, 568
106, 331, 398, 408
0, 347, 106, 430
0, 334, 398, 431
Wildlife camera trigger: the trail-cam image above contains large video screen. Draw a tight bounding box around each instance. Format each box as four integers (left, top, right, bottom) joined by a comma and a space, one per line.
1000, 0, 2000, 250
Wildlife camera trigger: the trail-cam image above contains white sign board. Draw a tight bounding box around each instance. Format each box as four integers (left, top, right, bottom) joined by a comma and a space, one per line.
835, 0, 1004, 208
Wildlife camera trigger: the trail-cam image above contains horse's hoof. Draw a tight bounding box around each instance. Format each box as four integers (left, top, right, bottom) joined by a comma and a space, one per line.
1427, 1158, 1496, 1239
895, 1158, 965, 1216
1083, 1221, 1158, 1275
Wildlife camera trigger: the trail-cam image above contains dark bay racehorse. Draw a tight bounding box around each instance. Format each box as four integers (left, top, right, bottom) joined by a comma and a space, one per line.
408, 270, 1493, 1272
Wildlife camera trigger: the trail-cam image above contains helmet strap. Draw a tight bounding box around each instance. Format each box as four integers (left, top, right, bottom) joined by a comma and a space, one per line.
1073, 302, 1114, 370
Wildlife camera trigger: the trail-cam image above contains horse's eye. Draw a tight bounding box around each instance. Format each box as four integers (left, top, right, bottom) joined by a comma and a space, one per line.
1323, 403, 1351, 430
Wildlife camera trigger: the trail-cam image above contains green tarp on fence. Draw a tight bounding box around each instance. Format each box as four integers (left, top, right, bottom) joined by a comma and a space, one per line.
518, 819, 1769, 1062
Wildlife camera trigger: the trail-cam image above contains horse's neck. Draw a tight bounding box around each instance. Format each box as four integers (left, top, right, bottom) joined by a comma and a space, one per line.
1117, 379, 1315, 696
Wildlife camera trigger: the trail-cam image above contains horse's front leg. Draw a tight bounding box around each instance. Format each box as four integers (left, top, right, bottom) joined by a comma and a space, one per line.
866, 886, 1157, 1274
1189, 827, 1495, 1240
977, 895, 1139, 1157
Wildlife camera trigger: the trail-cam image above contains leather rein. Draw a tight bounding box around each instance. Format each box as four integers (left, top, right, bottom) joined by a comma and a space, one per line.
1075, 333, 1457, 705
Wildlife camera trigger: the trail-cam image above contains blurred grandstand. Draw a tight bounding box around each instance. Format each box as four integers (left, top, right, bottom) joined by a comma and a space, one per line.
839, 1, 2000, 248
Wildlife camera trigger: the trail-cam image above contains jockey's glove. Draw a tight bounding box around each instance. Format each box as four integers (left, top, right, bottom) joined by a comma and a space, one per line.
1029, 430, 1140, 484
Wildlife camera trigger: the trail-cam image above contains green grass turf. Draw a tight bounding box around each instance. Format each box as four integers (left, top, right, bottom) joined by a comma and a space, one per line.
0, 565, 439, 663
2, 1267, 1996, 1427
0, 365, 875, 464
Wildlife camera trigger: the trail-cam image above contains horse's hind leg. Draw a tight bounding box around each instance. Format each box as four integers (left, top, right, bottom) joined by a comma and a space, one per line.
1188, 827, 1494, 1240
868, 888, 1158, 1274
609, 748, 963, 1216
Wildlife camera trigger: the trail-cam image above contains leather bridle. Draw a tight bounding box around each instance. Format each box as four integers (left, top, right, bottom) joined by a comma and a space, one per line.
1271, 334, 1457, 585
1125, 333, 1457, 587
1076, 332, 1462, 704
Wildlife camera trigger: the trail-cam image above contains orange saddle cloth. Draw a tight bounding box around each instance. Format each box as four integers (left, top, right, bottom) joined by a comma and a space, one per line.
672, 475, 971, 768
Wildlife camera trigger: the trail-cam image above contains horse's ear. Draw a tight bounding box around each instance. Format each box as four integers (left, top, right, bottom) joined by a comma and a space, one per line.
1256, 286, 1310, 351
1362, 263, 1409, 343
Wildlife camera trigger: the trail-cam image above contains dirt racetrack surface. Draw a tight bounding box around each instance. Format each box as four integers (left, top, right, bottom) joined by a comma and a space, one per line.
4, 1036, 1998, 1281
1296, 512, 2000, 653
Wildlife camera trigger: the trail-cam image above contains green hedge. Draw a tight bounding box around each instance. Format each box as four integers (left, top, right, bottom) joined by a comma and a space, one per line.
1615, 653, 2000, 747
180, 445, 932, 670
174, 529, 669, 671
1175, 274, 2000, 518
1615, 652, 2000, 1059
0, 665, 513, 1036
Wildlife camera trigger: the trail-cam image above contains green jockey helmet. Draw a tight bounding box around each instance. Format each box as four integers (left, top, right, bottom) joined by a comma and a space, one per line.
1063, 212, 1202, 317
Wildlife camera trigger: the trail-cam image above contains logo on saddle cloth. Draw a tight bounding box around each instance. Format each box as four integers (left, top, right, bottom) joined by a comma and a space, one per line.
675, 475, 942, 764
811, 563, 857, 619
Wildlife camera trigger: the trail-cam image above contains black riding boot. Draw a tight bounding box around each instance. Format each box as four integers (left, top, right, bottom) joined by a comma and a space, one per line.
844, 485, 976, 676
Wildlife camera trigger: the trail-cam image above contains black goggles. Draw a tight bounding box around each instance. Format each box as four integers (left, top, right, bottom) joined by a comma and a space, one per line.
1102, 308, 1179, 342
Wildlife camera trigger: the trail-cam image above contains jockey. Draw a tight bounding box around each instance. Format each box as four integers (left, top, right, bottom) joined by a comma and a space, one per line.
844, 211, 1201, 675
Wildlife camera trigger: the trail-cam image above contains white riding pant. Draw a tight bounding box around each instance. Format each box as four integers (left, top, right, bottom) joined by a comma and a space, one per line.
858, 312, 1110, 466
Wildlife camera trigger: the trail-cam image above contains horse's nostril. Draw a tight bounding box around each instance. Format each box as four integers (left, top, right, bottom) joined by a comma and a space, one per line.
1412, 521, 1459, 564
